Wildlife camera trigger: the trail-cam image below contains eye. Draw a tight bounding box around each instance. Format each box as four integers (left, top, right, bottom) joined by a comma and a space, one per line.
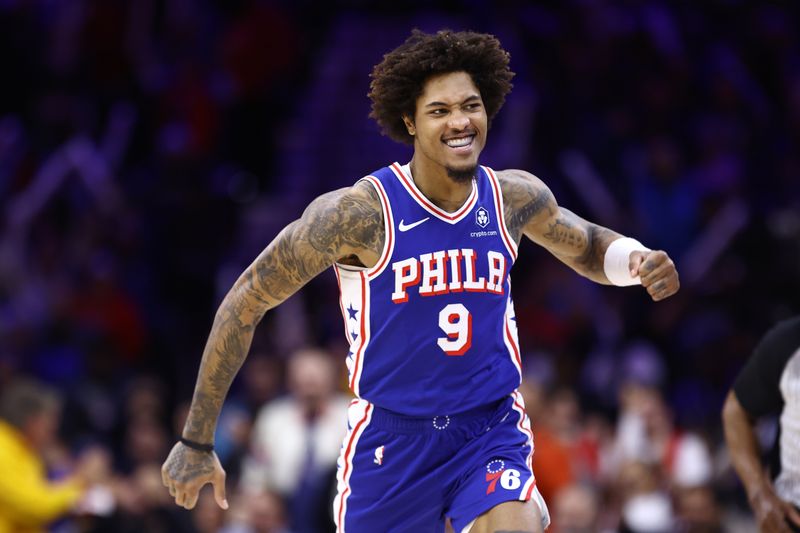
465, 103, 482, 111
429, 108, 448, 116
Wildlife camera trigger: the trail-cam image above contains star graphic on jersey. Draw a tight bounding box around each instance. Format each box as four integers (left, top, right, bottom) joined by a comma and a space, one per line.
347, 350, 354, 359
350, 331, 358, 341
347, 303, 359, 320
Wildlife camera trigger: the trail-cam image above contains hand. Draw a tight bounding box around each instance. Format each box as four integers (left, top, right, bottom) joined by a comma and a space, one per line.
629, 250, 679, 301
161, 441, 228, 511
751, 485, 800, 533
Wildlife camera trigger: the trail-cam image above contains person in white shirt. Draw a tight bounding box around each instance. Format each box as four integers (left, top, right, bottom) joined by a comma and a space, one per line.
240, 348, 350, 532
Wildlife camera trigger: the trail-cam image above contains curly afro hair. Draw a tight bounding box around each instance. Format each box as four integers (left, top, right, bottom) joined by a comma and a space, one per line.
369, 29, 515, 145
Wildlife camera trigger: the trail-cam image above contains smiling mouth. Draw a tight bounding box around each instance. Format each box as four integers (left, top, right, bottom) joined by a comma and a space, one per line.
443, 135, 476, 149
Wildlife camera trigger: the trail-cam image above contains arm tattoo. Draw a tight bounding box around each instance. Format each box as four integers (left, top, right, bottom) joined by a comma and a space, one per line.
183, 181, 384, 442
163, 446, 215, 483
498, 169, 621, 283
551, 209, 620, 281
498, 170, 555, 243
542, 217, 588, 249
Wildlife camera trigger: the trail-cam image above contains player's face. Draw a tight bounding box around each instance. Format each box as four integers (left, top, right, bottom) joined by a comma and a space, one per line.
407, 71, 487, 182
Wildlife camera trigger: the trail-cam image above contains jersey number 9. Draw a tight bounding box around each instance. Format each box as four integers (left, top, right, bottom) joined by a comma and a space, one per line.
437, 303, 472, 356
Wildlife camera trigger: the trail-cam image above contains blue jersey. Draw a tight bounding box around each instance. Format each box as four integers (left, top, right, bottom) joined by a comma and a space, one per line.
334, 162, 522, 416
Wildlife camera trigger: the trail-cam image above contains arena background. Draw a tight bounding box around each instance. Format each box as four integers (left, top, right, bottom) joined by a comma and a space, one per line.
1, 1, 798, 531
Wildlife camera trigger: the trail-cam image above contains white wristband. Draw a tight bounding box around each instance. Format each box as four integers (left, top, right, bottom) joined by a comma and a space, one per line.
603, 237, 651, 286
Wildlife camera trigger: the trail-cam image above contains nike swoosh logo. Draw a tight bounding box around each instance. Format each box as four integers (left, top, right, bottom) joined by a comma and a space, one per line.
398, 217, 430, 232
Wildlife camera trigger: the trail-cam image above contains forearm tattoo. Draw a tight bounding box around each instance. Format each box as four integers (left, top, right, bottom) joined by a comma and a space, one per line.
542, 217, 587, 249
561, 214, 619, 277
499, 169, 620, 282
183, 181, 384, 442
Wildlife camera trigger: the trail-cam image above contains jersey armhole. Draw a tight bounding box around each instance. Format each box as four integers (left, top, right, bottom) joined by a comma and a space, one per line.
483, 166, 518, 261
332, 176, 394, 279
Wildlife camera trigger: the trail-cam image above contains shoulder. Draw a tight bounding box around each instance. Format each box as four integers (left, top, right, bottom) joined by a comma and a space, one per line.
733, 317, 800, 416
493, 168, 557, 242
747, 317, 800, 376
494, 168, 545, 189
299, 180, 384, 264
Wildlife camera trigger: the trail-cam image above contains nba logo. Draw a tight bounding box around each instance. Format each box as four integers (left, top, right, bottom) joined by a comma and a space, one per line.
476, 207, 490, 228
374, 445, 385, 465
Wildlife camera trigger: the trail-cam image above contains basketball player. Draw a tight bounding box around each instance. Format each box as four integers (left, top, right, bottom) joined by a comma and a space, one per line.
723, 316, 800, 533
162, 30, 680, 532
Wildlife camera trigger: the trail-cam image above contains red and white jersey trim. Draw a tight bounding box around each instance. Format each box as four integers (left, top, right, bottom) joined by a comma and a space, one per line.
483, 166, 518, 261
511, 391, 536, 498
361, 176, 395, 279
390, 162, 478, 224
503, 288, 522, 378
334, 268, 370, 396
334, 400, 373, 533
332, 175, 393, 397
510, 390, 551, 527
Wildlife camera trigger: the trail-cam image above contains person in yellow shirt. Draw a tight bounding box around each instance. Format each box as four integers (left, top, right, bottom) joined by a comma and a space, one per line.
0, 378, 108, 533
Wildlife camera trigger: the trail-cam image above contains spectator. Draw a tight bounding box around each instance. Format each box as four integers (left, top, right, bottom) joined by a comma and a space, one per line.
673, 485, 724, 533
616, 460, 674, 533
551, 482, 600, 533
524, 382, 575, 504
0, 377, 111, 532
240, 347, 350, 532
614, 383, 713, 490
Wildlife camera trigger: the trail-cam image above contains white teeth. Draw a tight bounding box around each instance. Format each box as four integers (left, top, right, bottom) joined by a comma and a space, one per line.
445, 136, 473, 148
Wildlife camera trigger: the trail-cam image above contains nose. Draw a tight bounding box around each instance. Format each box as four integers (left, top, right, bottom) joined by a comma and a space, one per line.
447, 110, 470, 131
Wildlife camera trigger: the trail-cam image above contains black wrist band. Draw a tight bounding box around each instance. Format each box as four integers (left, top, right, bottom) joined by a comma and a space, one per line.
180, 437, 214, 453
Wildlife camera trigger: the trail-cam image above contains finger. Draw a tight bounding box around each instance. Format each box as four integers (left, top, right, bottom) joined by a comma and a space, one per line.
168, 483, 176, 498
161, 465, 170, 488
628, 252, 646, 277
645, 273, 675, 293
175, 488, 187, 507
639, 250, 671, 276
647, 278, 679, 301
213, 470, 229, 510
784, 501, 800, 526
640, 258, 675, 286
183, 489, 200, 510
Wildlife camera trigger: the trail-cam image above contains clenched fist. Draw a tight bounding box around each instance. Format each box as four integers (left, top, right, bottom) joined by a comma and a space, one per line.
629, 250, 680, 301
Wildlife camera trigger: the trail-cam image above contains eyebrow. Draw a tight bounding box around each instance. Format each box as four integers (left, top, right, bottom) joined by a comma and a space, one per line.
424, 95, 481, 108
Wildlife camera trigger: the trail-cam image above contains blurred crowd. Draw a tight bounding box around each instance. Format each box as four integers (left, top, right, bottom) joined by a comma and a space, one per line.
1, 0, 799, 532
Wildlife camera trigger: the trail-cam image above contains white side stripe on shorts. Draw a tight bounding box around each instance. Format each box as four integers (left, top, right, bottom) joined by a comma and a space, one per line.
334, 400, 373, 533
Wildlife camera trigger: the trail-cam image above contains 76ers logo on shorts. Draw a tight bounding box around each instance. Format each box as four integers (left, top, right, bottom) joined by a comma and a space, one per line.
485, 459, 521, 494
475, 207, 490, 228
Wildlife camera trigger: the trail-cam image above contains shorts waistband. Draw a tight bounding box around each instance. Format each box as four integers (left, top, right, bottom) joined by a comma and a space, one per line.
369, 397, 508, 433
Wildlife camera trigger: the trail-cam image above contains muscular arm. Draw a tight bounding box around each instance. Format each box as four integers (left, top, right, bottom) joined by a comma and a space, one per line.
183, 180, 382, 444
163, 180, 383, 509
498, 169, 621, 284
723, 390, 800, 531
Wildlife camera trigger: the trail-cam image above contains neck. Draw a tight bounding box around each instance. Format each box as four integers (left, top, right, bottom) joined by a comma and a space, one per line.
408, 155, 473, 211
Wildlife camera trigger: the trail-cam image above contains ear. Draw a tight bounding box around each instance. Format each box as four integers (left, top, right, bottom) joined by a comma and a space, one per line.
402, 116, 415, 136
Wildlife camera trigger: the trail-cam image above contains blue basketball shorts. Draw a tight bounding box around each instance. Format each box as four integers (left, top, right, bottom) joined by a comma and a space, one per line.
333, 391, 551, 532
